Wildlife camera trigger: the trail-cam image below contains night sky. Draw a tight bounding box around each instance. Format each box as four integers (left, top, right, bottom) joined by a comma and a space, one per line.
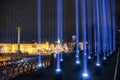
0, 0, 119, 43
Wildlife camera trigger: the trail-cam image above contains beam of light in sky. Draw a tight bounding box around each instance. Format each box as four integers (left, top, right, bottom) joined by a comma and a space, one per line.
37, 0, 42, 68
75, 0, 80, 64
80, 0, 88, 77
92, 0, 97, 56
96, 0, 100, 66
87, 0, 92, 60
37, 0, 41, 43
111, 0, 116, 51
56, 0, 62, 72
101, 0, 107, 60
57, 0, 62, 42
105, 0, 112, 54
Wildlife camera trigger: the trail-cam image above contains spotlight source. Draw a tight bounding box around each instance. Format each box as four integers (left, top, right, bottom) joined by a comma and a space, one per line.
56, 69, 61, 72
76, 60, 80, 64
60, 59, 63, 61
95, 63, 102, 74
38, 63, 42, 67
96, 63, 100, 66
55, 68, 62, 80
88, 56, 91, 59
82, 72, 89, 78
103, 57, 106, 60
57, 39, 60, 44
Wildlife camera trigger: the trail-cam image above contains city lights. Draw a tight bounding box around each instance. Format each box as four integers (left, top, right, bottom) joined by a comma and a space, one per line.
0, 0, 117, 80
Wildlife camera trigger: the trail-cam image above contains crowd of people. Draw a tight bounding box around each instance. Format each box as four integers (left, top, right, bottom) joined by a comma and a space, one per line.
0, 55, 52, 80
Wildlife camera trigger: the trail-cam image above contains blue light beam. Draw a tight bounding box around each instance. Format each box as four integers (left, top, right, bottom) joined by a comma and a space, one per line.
87, 0, 92, 60
105, 0, 112, 54
37, 0, 42, 68
80, 0, 88, 77
92, 0, 97, 56
37, 0, 41, 43
57, 0, 62, 42
60, 53, 63, 62
101, 0, 107, 60
56, 54, 61, 72
96, 0, 101, 66
56, 0, 62, 72
38, 53, 42, 67
75, 0, 80, 64
111, 0, 116, 51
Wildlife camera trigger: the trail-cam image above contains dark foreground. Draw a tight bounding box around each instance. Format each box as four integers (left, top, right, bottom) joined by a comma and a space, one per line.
12, 50, 120, 80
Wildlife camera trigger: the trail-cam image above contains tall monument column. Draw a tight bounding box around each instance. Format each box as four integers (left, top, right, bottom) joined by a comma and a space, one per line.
16, 19, 22, 53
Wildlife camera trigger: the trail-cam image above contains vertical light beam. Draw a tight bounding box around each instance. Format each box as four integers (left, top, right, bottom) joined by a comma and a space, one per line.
60, 53, 63, 61
101, 0, 107, 60
111, 0, 116, 51
56, 0, 62, 72
75, 0, 80, 64
92, 0, 97, 56
57, 0, 62, 42
37, 0, 42, 68
37, 0, 41, 43
38, 52, 42, 67
87, 0, 92, 60
96, 0, 101, 66
105, 0, 112, 55
81, 0, 88, 77
56, 54, 61, 72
